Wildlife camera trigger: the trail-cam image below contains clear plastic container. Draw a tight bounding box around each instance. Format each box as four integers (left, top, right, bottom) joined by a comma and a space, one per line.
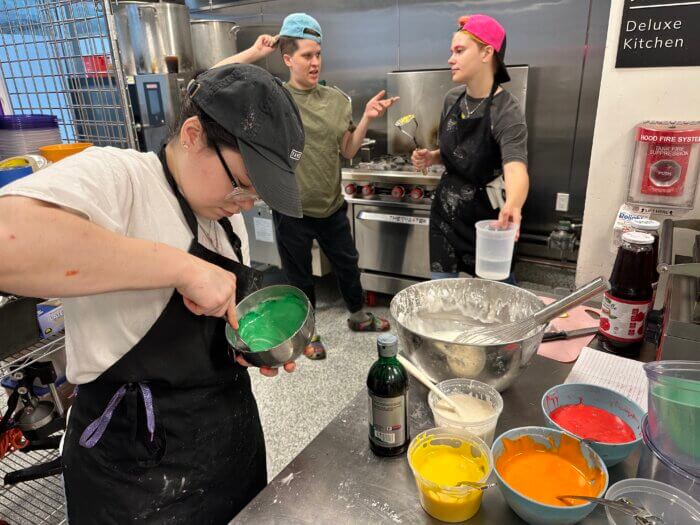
644, 361, 700, 477
427, 378, 503, 446
475, 220, 517, 280
605, 478, 700, 525
638, 415, 699, 501
407, 427, 493, 523
0, 114, 61, 158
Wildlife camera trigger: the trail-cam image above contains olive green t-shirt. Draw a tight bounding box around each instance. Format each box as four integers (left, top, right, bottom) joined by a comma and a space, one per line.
284, 83, 353, 218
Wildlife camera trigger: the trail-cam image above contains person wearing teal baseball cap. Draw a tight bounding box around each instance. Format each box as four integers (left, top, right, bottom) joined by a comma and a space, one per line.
216, 12, 399, 359
412, 14, 530, 282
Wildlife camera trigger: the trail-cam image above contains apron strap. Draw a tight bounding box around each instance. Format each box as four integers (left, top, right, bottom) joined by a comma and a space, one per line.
79, 384, 155, 449
159, 147, 199, 240
159, 146, 246, 262
218, 218, 244, 263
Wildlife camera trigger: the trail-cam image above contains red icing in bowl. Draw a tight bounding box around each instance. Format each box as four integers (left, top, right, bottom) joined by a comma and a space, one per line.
550, 403, 636, 444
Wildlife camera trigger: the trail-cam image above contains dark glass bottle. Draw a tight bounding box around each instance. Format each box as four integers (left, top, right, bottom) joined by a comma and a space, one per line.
598, 231, 655, 357
630, 218, 660, 282
367, 334, 409, 457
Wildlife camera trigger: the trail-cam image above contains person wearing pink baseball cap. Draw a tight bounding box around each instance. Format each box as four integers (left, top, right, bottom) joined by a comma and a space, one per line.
412, 14, 530, 282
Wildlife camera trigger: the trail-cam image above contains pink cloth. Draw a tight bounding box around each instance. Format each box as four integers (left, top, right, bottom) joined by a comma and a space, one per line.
536, 297, 600, 363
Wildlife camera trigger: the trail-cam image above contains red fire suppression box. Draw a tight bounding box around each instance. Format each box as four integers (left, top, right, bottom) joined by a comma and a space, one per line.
628, 121, 700, 210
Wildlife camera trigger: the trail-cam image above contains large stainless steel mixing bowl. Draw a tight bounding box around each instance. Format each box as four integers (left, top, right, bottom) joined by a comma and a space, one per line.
390, 279, 546, 392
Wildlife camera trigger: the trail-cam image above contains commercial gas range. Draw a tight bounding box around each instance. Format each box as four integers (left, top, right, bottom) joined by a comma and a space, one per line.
342, 155, 443, 294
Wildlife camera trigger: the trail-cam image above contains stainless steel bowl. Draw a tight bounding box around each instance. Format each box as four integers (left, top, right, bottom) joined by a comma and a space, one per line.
390, 278, 546, 392
225, 285, 315, 368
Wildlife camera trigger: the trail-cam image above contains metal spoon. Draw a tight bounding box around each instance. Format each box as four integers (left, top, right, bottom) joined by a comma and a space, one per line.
558, 495, 665, 525
456, 480, 496, 491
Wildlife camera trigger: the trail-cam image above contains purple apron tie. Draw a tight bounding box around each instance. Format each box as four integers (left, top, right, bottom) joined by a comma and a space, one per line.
79, 383, 155, 449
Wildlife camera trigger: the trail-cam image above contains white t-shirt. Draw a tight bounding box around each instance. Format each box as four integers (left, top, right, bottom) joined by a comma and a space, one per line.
0, 147, 250, 384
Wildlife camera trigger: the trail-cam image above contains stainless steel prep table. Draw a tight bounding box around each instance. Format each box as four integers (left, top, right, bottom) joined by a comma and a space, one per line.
233, 354, 641, 524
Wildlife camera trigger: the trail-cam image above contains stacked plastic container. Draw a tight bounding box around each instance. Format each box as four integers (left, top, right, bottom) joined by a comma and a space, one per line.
0, 114, 61, 158
638, 361, 700, 500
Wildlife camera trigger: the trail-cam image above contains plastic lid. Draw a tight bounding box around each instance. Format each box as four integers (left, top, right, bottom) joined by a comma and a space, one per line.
630, 218, 661, 231
0, 114, 59, 130
622, 231, 654, 245
377, 333, 398, 357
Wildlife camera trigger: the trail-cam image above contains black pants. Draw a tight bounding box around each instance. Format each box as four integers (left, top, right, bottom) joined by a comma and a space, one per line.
273, 203, 363, 313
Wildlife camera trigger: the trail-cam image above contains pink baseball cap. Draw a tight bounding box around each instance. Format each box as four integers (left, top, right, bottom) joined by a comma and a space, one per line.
457, 14, 510, 84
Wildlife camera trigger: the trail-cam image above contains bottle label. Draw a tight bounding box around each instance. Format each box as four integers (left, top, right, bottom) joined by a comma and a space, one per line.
599, 292, 651, 342
368, 393, 406, 447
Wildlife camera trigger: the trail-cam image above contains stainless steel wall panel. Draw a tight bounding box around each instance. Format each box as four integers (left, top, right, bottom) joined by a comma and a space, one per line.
386, 66, 528, 154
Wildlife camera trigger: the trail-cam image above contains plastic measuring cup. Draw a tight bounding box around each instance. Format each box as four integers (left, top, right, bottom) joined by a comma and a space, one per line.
475, 220, 517, 280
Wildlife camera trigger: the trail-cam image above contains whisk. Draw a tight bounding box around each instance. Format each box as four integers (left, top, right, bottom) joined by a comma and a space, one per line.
455, 277, 610, 345
395, 114, 427, 175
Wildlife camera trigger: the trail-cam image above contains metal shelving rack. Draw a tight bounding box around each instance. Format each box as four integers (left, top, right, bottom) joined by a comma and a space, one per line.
0, 335, 67, 525
0, 0, 136, 149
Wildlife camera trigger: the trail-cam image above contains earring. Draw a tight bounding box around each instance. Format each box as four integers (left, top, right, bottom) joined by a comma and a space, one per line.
182, 142, 189, 150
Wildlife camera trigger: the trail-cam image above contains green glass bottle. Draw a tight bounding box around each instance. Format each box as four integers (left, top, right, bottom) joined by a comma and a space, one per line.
367, 334, 409, 456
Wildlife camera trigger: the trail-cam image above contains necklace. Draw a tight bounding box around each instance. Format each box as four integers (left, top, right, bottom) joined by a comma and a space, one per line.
463, 91, 487, 118
198, 219, 221, 252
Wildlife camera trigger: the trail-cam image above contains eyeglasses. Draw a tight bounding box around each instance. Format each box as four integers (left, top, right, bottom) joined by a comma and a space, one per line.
213, 143, 257, 203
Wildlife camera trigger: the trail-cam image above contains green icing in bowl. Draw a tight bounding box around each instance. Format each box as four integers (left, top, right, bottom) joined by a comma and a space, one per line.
238, 293, 308, 352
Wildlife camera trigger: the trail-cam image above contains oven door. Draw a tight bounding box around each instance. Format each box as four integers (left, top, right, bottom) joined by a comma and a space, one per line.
354, 204, 431, 279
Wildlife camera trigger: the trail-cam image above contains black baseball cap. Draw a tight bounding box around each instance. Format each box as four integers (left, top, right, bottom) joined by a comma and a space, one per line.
187, 63, 305, 218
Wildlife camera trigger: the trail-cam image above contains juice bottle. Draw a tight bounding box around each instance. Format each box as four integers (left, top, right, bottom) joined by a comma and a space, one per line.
630, 218, 660, 282
367, 334, 409, 457
598, 232, 655, 357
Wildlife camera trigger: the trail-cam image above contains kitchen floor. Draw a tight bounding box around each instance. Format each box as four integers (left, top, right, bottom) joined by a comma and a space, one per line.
252, 262, 575, 480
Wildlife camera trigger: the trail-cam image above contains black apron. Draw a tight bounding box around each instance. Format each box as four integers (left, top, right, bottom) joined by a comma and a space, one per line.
62, 149, 265, 524
430, 83, 503, 276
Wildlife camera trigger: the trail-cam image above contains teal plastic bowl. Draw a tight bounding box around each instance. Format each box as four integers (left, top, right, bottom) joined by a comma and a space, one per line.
542, 383, 645, 466
492, 426, 609, 525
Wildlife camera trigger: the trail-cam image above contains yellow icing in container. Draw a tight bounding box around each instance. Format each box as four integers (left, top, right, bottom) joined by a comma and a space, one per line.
407, 428, 493, 523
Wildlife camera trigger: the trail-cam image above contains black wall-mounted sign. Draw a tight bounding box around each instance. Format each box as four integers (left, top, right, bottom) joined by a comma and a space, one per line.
616, 0, 700, 68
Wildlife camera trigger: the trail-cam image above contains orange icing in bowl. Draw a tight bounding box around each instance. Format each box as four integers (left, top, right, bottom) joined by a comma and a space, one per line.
495, 433, 606, 506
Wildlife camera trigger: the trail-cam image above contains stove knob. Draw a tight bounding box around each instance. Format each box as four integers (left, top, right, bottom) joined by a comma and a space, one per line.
391, 185, 405, 198
409, 187, 424, 200
361, 184, 374, 196
344, 183, 357, 195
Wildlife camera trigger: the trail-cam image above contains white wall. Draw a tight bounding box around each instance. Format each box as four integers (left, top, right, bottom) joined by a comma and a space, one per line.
576, 0, 700, 286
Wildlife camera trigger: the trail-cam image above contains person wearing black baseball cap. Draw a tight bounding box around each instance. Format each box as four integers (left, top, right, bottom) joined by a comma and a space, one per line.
412, 14, 530, 282
0, 63, 308, 522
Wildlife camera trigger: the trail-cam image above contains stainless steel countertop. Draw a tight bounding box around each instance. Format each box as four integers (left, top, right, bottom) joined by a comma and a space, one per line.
233, 354, 640, 524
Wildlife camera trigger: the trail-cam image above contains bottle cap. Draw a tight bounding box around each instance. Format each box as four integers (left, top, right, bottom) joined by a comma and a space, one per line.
630, 218, 661, 232
377, 333, 398, 357
622, 231, 655, 245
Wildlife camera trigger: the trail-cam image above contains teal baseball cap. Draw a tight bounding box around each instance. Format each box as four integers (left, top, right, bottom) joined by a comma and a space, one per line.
280, 13, 322, 43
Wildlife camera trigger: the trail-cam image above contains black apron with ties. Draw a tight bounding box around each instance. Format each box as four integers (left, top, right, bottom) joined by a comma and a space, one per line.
62, 148, 266, 524
430, 83, 503, 276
